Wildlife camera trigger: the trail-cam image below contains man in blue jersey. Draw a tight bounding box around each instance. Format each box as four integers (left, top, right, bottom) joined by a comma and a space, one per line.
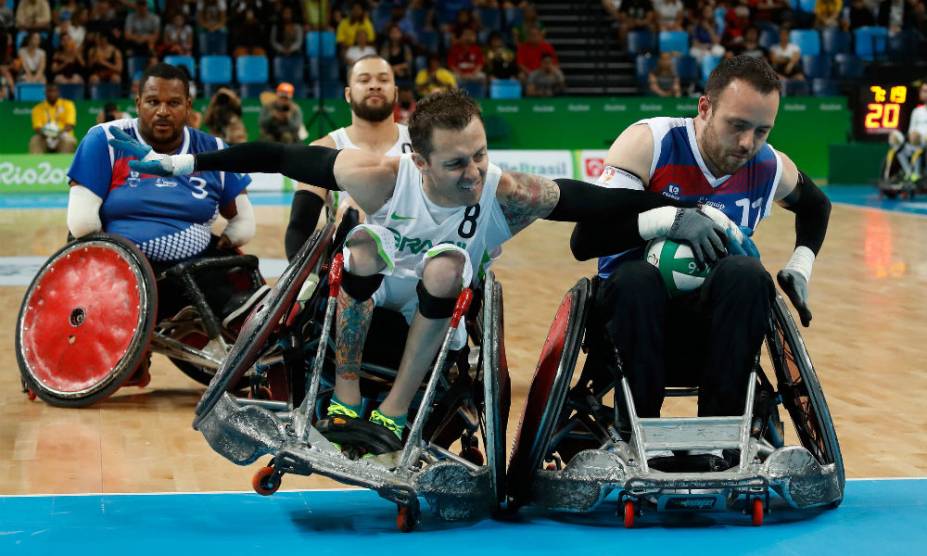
571, 56, 832, 446
65, 63, 262, 322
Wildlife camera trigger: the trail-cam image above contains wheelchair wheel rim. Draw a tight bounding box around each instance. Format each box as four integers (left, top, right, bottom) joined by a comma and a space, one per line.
17, 238, 155, 398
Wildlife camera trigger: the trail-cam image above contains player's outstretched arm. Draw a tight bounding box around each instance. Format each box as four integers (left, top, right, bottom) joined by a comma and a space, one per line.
773, 151, 832, 327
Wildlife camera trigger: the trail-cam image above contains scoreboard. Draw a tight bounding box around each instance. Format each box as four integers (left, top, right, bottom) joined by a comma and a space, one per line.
855, 82, 919, 140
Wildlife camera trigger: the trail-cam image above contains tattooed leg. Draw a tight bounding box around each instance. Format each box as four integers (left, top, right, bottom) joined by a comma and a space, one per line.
334, 233, 386, 407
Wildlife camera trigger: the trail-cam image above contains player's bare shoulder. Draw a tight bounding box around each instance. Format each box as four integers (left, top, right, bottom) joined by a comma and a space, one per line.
496, 171, 560, 235
604, 123, 654, 185
311, 134, 337, 148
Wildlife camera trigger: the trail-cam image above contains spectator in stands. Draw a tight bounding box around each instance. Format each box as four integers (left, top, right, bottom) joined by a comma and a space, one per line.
689, 4, 726, 62
344, 28, 376, 65
415, 54, 457, 96
602, 0, 656, 50
485, 31, 519, 80
270, 6, 303, 57
648, 51, 681, 96
204, 86, 247, 143
736, 26, 767, 58
0, 22, 13, 100
53, 0, 78, 25
230, 7, 267, 57
259, 82, 303, 144
51, 34, 85, 85
513, 2, 545, 44
124, 0, 161, 56
516, 25, 558, 76
394, 87, 415, 124
96, 101, 130, 123
198, 0, 228, 36
161, 12, 194, 56
379, 24, 414, 87
303, 0, 331, 31
753, 0, 791, 25
336, 2, 375, 48
526, 53, 565, 96
16, 32, 46, 84
769, 27, 805, 81
844, 0, 877, 30
55, 10, 85, 51
87, 32, 123, 86
86, 0, 122, 43
878, 0, 920, 34
450, 9, 480, 41
654, 0, 685, 31
16, 0, 51, 33
30, 83, 76, 153
722, 0, 752, 49
816, 0, 844, 27
448, 28, 486, 87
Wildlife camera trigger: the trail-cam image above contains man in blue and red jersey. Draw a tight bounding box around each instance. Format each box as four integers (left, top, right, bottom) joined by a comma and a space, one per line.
571, 56, 832, 434
65, 63, 260, 322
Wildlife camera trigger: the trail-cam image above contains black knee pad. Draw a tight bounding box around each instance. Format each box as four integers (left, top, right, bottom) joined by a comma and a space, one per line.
416, 281, 457, 319
341, 271, 384, 301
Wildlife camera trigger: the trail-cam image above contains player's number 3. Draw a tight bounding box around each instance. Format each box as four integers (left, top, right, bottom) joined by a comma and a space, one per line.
189, 177, 208, 200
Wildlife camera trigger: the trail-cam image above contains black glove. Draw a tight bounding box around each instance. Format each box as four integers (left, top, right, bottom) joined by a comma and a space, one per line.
667, 208, 727, 267
777, 269, 812, 327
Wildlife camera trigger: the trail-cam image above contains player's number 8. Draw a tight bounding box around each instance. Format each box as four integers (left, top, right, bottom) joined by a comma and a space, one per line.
458, 204, 480, 238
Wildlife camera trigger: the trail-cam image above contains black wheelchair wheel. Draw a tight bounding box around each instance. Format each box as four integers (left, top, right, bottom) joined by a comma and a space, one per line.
194, 224, 334, 425
767, 296, 845, 504
506, 278, 591, 510
480, 272, 510, 510
16, 234, 158, 407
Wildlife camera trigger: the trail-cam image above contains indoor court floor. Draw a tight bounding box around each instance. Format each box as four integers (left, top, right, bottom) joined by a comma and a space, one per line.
2, 186, 926, 553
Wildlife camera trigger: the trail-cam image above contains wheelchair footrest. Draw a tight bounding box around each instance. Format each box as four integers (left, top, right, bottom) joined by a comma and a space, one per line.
639, 416, 744, 452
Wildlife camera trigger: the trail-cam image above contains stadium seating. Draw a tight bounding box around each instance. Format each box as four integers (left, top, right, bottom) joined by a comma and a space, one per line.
490, 78, 522, 99
305, 31, 337, 59
164, 55, 196, 79
236, 55, 269, 99
627, 30, 656, 55
635, 54, 656, 91
200, 55, 232, 97
821, 28, 852, 55
790, 29, 821, 56
198, 30, 228, 56
90, 82, 122, 100
273, 55, 306, 96
15, 82, 46, 102
802, 54, 831, 80
57, 83, 85, 101
854, 26, 888, 61
658, 31, 689, 55
834, 53, 864, 79
673, 55, 699, 89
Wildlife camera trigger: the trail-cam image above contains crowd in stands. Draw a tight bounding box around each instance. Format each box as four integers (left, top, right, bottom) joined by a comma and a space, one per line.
603, 0, 927, 96
0, 0, 566, 107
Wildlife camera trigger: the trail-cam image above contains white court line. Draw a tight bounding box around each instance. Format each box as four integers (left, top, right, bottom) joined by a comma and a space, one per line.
3, 477, 926, 499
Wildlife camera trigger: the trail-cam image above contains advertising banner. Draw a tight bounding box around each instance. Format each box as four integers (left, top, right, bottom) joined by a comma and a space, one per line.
576, 149, 610, 182
489, 149, 573, 180
0, 154, 72, 193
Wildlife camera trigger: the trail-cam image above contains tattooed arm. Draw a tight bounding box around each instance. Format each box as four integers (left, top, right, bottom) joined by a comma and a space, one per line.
496, 172, 561, 235
496, 173, 685, 236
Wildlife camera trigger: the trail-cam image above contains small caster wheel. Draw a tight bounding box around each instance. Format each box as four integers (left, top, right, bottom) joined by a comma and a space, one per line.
252, 465, 281, 496
460, 447, 484, 466
751, 498, 764, 526
26, 389, 37, 401
396, 505, 418, 532
623, 500, 636, 528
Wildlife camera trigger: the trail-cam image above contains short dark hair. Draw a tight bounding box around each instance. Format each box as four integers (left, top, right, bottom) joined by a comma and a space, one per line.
138, 62, 190, 98
347, 54, 391, 82
705, 55, 781, 102
409, 89, 483, 160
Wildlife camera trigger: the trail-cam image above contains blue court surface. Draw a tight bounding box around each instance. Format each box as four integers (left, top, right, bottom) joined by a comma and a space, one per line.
4, 186, 927, 217
1, 479, 924, 555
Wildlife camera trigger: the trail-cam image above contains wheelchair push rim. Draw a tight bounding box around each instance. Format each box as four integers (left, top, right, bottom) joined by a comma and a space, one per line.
16, 234, 157, 406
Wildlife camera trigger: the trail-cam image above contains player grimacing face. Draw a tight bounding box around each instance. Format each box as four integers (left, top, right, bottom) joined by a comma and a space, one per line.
698, 79, 779, 176
346, 58, 398, 123
136, 77, 191, 153
414, 118, 489, 208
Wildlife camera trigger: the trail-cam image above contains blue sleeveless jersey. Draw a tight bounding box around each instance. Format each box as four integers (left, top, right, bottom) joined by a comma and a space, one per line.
68, 118, 251, 263
597, 117, 781, 278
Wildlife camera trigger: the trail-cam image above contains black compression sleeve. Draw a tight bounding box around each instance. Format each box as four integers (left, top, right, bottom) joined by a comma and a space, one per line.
781, 171, 831, 255
284, 190, 325, 261
546, 178, 688, 261
194, 143, 341, 190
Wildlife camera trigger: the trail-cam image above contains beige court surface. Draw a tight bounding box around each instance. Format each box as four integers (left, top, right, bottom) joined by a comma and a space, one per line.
1, 203, 926, 495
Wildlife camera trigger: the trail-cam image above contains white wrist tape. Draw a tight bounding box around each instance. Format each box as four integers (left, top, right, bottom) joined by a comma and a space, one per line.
638, 206, 678, 240
171, 154, 196, 176
223, 194, 255, 246
784, 245, 815, 282
67, 185, 103, 238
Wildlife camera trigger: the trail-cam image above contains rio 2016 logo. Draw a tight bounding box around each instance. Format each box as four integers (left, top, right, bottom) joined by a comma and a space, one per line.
0, 161, 68, 187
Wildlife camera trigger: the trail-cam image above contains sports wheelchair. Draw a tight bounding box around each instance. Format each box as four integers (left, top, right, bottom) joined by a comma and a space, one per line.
877, 143, 925, 200
15, 233, 268, 407
191, 222, 511, 532
506, 277, 844, 527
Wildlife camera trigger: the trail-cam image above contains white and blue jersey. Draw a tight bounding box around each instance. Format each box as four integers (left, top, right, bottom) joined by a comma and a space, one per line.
68, 118, 251, 263
597, 117, 782, 278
